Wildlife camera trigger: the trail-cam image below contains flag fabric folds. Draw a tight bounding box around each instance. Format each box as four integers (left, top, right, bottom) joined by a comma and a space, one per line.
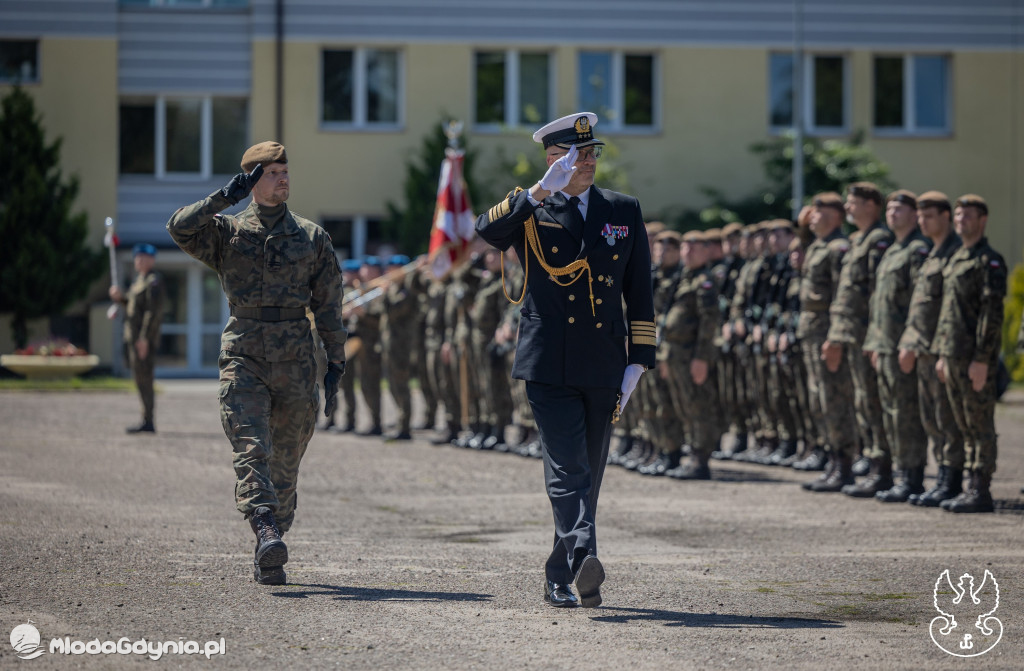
428, 148, 475, 277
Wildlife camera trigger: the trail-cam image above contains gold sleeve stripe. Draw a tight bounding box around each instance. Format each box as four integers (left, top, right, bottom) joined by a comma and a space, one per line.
488, 198, 511, 223
631, 320, 656, 328
631, 335, 657, 346
630, 328, 656, 336
630, 324, 657, 332
538, 221, 562, 228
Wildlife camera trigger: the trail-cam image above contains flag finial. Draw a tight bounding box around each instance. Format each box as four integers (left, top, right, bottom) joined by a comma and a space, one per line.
445, 120, 464, 149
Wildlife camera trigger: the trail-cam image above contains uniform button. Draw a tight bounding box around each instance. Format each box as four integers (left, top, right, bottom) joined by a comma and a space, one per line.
551, 246, 558, 253
568, 317, 575, 324
569, 294, 575, 301
570, 272, 576, 279
596, 298, 603, 305
598, 275, 604, 282
596, 322, 602, 328
613, 254, 619, 260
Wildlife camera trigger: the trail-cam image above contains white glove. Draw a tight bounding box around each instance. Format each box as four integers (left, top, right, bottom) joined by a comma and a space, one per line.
617, 363, 646, 412
538, 144, 578, 193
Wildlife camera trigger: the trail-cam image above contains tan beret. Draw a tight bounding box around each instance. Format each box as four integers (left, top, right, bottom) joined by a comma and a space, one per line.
769, 218, 795, 232
846, 182, 883, 207
721, 222, 744, 238
703, 228, 722, 243
645, 221, 667, 236
654, 230, 683, 246
812, 192, 845, 214
887, 189, 918, 209
916, 190, 950, 213
955, 194, 988, 215
241, 141, 288, 172
681, 230, 705, 243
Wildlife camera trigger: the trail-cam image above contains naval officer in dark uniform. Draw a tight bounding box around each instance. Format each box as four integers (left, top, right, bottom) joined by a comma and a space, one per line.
475, 112, 656, 608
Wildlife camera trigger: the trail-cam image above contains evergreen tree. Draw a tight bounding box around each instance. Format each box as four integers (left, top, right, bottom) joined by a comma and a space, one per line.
0, 86, 105, 348
672, 131, 897, 230
381, 118, 485, 255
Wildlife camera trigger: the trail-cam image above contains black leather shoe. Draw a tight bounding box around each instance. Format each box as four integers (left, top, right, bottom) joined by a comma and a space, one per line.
253, 560, 286, 585
126, 421, 155, 434
543, 580, 579, 608
574, 556, 605, 608
385, 431, 412, 441
359, 425, 383, 437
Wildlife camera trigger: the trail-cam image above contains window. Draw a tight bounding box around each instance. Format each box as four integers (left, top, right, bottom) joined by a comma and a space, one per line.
119, 96, 248, 178
578, 51, 656, 131
473, 50, 551, 128
874, 55, 950, 134
769, 53, 849, 134
322, 48, 402, 128
0, 39, 39, 83
321, 216, 381, 258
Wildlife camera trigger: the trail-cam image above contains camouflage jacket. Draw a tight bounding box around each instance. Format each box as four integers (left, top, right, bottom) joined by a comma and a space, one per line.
828, 221, 894, 345
798, 227, 850, 340
897, 232, 962, 355
123, 270, 164, 344
862, 228, 931, 354
166, 192, 346, 363
659, 264, 719, 362
932, 237, 1007, 363
470, 271, 509, 347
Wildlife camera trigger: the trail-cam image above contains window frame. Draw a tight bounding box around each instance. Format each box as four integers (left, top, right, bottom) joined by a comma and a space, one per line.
320, 46, 405, 132
768, 51, 851, 137
119, 94, 248, 180
0, 38, 41, 84
472, 48, 555, 132
577, 50, 660, 134
872, 53, 952, 138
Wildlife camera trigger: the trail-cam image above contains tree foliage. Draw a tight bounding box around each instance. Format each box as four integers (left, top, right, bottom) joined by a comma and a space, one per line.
0, 86, 105, 348
1003, 256, 1024, 382
672, 130, 897, 230
381, 118, 486, 256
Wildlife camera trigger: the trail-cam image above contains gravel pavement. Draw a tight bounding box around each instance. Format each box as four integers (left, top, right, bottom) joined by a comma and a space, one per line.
3, 381, 1024, 669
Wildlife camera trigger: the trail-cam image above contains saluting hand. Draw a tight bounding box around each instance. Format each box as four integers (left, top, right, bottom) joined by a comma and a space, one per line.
221, 164, 264, 205
537, 144, 578, 194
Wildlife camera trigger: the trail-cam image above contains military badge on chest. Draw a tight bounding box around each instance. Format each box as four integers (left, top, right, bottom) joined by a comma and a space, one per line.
601, 223, 629, 246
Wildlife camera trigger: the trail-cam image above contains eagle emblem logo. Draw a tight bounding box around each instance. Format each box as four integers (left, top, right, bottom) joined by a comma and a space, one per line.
930, 569, 1002, 657
574, 116, 590, 135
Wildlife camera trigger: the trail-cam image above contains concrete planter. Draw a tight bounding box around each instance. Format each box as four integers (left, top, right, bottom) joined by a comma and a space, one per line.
1, 354, 100, 380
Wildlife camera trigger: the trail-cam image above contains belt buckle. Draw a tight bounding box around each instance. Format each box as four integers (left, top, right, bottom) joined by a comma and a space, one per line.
264, 307, 281, 321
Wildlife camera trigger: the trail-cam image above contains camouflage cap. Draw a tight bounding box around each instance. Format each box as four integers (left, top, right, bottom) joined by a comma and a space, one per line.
955, 194, 988, 216
916, 190, 950, 213
241, 141, 288, 172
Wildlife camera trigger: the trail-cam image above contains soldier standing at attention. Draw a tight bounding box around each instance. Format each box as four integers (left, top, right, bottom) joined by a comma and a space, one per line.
109, 243, 164, 433
351, 257, 385, 436
933, 195, 1007, 514
166, 142, 346, 585
476, 113, 655, 609
822, 183, 894, 494
381, 254, 415, 441
799, 193, 858, 492
855, 191, 930, 500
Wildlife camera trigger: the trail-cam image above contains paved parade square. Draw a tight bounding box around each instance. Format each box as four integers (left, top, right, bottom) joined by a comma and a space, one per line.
2, 382, 1023, 669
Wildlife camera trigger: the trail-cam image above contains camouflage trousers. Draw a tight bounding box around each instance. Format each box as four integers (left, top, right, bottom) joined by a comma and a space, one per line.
735, 346, 760, 437
354, 338, 383, 427
755, 350, 777, 441
339, 354, 357, 427
802, 335, 857, 459
665, 355, 721, 459
917, 353, 964, 469
127, 341, 156, 423
427, 345, 461, 431
649, 372, 684, 455
770, 351, 803, 444
448, 341, 481, 427
944, 357, 998, 476
876, 353, 927, 469
384, 340, 412, 434
716, 349, 744, 435
848, 347, 890, 460
218, 351, 318, 533
474, 340, 514, 429
785, 347, 822, 447
412, 332, 437, 428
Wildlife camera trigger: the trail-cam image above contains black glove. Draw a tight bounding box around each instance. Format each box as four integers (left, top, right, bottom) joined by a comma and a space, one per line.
220, 164, 264, 205
323, 361, 346, 418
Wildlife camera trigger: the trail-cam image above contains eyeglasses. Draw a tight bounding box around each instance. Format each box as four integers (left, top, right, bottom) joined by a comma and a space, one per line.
552, 146, 603, 161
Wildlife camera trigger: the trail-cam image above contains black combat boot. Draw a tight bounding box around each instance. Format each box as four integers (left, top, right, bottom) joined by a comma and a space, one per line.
768, 440, 798, 466
842, 457, 893, 498
807, 456, 854, 492
712, 433, 747, 460
468, 424, 492, 449
793, 446, 827, 471
126, 420, 155, 434
876, 465, 925, 503
666, 454, 711, 480
483, 425, 509, 451
253, 561, 286, 585
249, 506, 288, 570
914, 466, 962, 507
623, 440, 653, 471
430, 425, 461, 445
942, 472, 995, 513
640, 451, 680, 476
851, 455, 871, 477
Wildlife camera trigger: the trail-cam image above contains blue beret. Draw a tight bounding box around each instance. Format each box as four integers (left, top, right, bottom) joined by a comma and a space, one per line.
364, 256, 382, 267
388, 254, 410, 266
133, 243, 157, 257
341, 259, 362, 272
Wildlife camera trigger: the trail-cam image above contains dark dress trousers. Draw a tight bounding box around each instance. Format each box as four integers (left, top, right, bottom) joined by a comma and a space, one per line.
476, 186, 656, 584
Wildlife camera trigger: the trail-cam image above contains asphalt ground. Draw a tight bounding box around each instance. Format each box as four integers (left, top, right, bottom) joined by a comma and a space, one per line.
2, 381, 1024, 670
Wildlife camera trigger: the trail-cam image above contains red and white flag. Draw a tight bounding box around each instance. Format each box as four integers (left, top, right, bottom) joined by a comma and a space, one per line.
428, 148, 475, 277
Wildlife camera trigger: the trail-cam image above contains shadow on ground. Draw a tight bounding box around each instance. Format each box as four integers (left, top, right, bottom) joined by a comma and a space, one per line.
271, 583, 493, 603
590, 606, 842, 629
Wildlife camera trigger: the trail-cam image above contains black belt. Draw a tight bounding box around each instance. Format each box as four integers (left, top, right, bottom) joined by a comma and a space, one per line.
230, 305, 307, 322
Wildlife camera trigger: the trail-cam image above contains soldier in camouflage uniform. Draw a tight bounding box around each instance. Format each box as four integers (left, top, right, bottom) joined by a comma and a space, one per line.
711, 223, 747, 459
324, 259, 363, 432
470, 248, 515, 450
660, 231, 721, 479
166, 141, 346, 585
410, 256, 438, 430
445, 258, 485, 447
426, 271, 462, 445
381, 254, 416, 440
898, 192, 964, 507
350, 258, 385, 435
109, 243, 164, 434
821, 183, 894, 494
933, 195, 1007, 513
854, 191, 930, 499
799, 193, 858, 492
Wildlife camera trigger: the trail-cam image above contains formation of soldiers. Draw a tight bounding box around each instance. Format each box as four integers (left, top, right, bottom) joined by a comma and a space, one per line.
325, 183, 1013, 514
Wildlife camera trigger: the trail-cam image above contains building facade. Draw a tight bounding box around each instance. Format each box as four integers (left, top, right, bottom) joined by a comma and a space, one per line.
2, 0, 1022, 375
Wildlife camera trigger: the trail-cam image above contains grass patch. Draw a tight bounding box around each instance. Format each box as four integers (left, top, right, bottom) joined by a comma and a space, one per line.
755, 587, 776, 593
0, 376, 135, 392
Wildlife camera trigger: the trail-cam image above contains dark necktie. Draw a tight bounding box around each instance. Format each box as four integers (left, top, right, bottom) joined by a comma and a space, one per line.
568, 195, 584, 232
